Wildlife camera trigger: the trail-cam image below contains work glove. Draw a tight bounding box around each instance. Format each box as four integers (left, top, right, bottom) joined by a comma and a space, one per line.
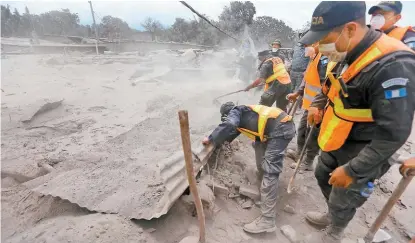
329, 166, 353, 188
400, 157, 415, 178
307, 107, 323, 125
286, 92, 300, 102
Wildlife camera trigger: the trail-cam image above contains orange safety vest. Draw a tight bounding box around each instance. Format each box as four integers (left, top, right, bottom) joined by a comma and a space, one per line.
318, 34, 415, 152
303, 54, 337, 109
237, 105, 291, 142
388, 26, 415, 41
264, 57, 291, 91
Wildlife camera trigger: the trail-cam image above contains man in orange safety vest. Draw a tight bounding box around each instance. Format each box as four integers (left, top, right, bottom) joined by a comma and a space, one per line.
299, 1, 415, 242
369, 1, 415, 50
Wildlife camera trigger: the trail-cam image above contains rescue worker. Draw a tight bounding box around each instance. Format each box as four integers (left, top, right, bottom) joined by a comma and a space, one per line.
244, 50, 291, 111
286, 45, 329, 171
299, 1, 415, 242
202, 102, 295, 234
270, 39, 285, 63
237, 39, 257, 83
290, 32, 311, 92
369, 1, 415, 50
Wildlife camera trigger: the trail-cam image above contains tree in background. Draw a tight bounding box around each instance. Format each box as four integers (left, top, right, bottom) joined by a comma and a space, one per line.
219, 1, 256, 36
250, 16, 296, 49
99, 15, 132, 40
1, 5, 12, 36
141, 17, 164, 41
166, 16, 220, 46
1, 1, 304, 48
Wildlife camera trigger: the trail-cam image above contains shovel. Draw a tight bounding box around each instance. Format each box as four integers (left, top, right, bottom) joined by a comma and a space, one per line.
212, 89, 245, 105
287, 96, 302, 116
287, 125, 316, 194
212, 84, 266, 105
363, 155, 415, 243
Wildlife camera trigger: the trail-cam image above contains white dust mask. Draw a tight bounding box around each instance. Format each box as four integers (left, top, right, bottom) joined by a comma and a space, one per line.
370, 15, 386, 30
319, 29, 350, 62
272, 48, 279, 52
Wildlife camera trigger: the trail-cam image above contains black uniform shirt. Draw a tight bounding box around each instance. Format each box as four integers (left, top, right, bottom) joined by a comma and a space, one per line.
311, 28, 415, 179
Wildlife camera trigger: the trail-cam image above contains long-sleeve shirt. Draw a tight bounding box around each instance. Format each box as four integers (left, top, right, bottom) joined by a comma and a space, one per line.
290, 43, 310, 72
296, 55, 328, 96
208, 106, 255, 146
310, 28, 415, 179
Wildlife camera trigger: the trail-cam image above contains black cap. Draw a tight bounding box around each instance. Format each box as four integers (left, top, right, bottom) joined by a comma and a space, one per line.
300, 1, 366, 45
258, 50, 270, 57
368, 1, 402, 15
220, 102, 235, 121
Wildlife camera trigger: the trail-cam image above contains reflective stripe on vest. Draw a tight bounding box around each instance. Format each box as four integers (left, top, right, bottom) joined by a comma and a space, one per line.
388, 26, 414, 41
318, 34, 415, 152
264, 57, 291, 91
237, 105, 289, 142
302, 53, 322, 109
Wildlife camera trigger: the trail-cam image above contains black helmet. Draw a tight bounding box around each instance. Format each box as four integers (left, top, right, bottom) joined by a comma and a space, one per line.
220, 102, 236, 121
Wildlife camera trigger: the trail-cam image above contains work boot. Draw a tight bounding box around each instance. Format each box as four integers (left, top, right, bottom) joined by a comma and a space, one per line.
326, 225, 345, 241
306, 228, 343, 243
286, 148, 300, 161
289, 158, 313, 172
305, 211, 331, 227
243, 215, 276, 234
301, 158, 314, 172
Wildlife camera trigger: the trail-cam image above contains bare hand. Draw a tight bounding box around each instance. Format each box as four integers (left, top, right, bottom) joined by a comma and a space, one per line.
244, 86, 251, 92
286, 93, 299, 102
307, 107, 323, 125
202, 137, 210, 145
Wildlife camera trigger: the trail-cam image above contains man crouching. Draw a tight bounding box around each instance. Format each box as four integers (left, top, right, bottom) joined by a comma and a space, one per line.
202, 102, 295, 233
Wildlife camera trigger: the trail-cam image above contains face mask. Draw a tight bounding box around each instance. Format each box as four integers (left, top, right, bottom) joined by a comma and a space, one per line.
272, 48, 279, 52
319, 28, 350, 62
370, 15, 386, 30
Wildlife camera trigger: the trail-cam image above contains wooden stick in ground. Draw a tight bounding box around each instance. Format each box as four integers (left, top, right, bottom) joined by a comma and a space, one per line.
178, 110, 206, 243
364, 175, 414, 243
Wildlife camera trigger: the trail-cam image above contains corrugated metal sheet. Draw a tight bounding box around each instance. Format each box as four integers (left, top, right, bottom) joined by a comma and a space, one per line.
24, 144, 214, 220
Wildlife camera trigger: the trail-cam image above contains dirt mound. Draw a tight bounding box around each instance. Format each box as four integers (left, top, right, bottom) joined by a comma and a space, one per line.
1, 182, 88, 240
5, 214, 154, 243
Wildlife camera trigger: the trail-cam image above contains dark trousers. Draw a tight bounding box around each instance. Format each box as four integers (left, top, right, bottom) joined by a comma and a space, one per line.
314, 142, 391, 228
259, 81, 290, 112
289, 71, 304, 92
297, 110, 320, 162
253, 121, 296, 218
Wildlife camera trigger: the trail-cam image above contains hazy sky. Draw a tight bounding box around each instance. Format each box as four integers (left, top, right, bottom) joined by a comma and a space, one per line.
3, 1, 415, 31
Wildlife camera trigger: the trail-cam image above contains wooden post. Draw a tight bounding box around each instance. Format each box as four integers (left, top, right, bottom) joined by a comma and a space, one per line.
88, 1, 99, 55
178, 110, 206, 243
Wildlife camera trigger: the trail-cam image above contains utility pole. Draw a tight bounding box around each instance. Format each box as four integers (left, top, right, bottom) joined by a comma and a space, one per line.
88, 1, 99, 55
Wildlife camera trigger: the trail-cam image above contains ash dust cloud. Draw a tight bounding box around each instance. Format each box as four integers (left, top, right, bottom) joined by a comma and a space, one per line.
2, 1, 414, 243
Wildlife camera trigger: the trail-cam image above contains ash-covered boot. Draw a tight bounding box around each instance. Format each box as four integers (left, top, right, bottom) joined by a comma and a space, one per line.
286, 148, 301, 161
301, 156, 314, 172
326, 225, 345, 241
305, 225, 345, 243
305, 211, 331, 227
243, 215, 276, 234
